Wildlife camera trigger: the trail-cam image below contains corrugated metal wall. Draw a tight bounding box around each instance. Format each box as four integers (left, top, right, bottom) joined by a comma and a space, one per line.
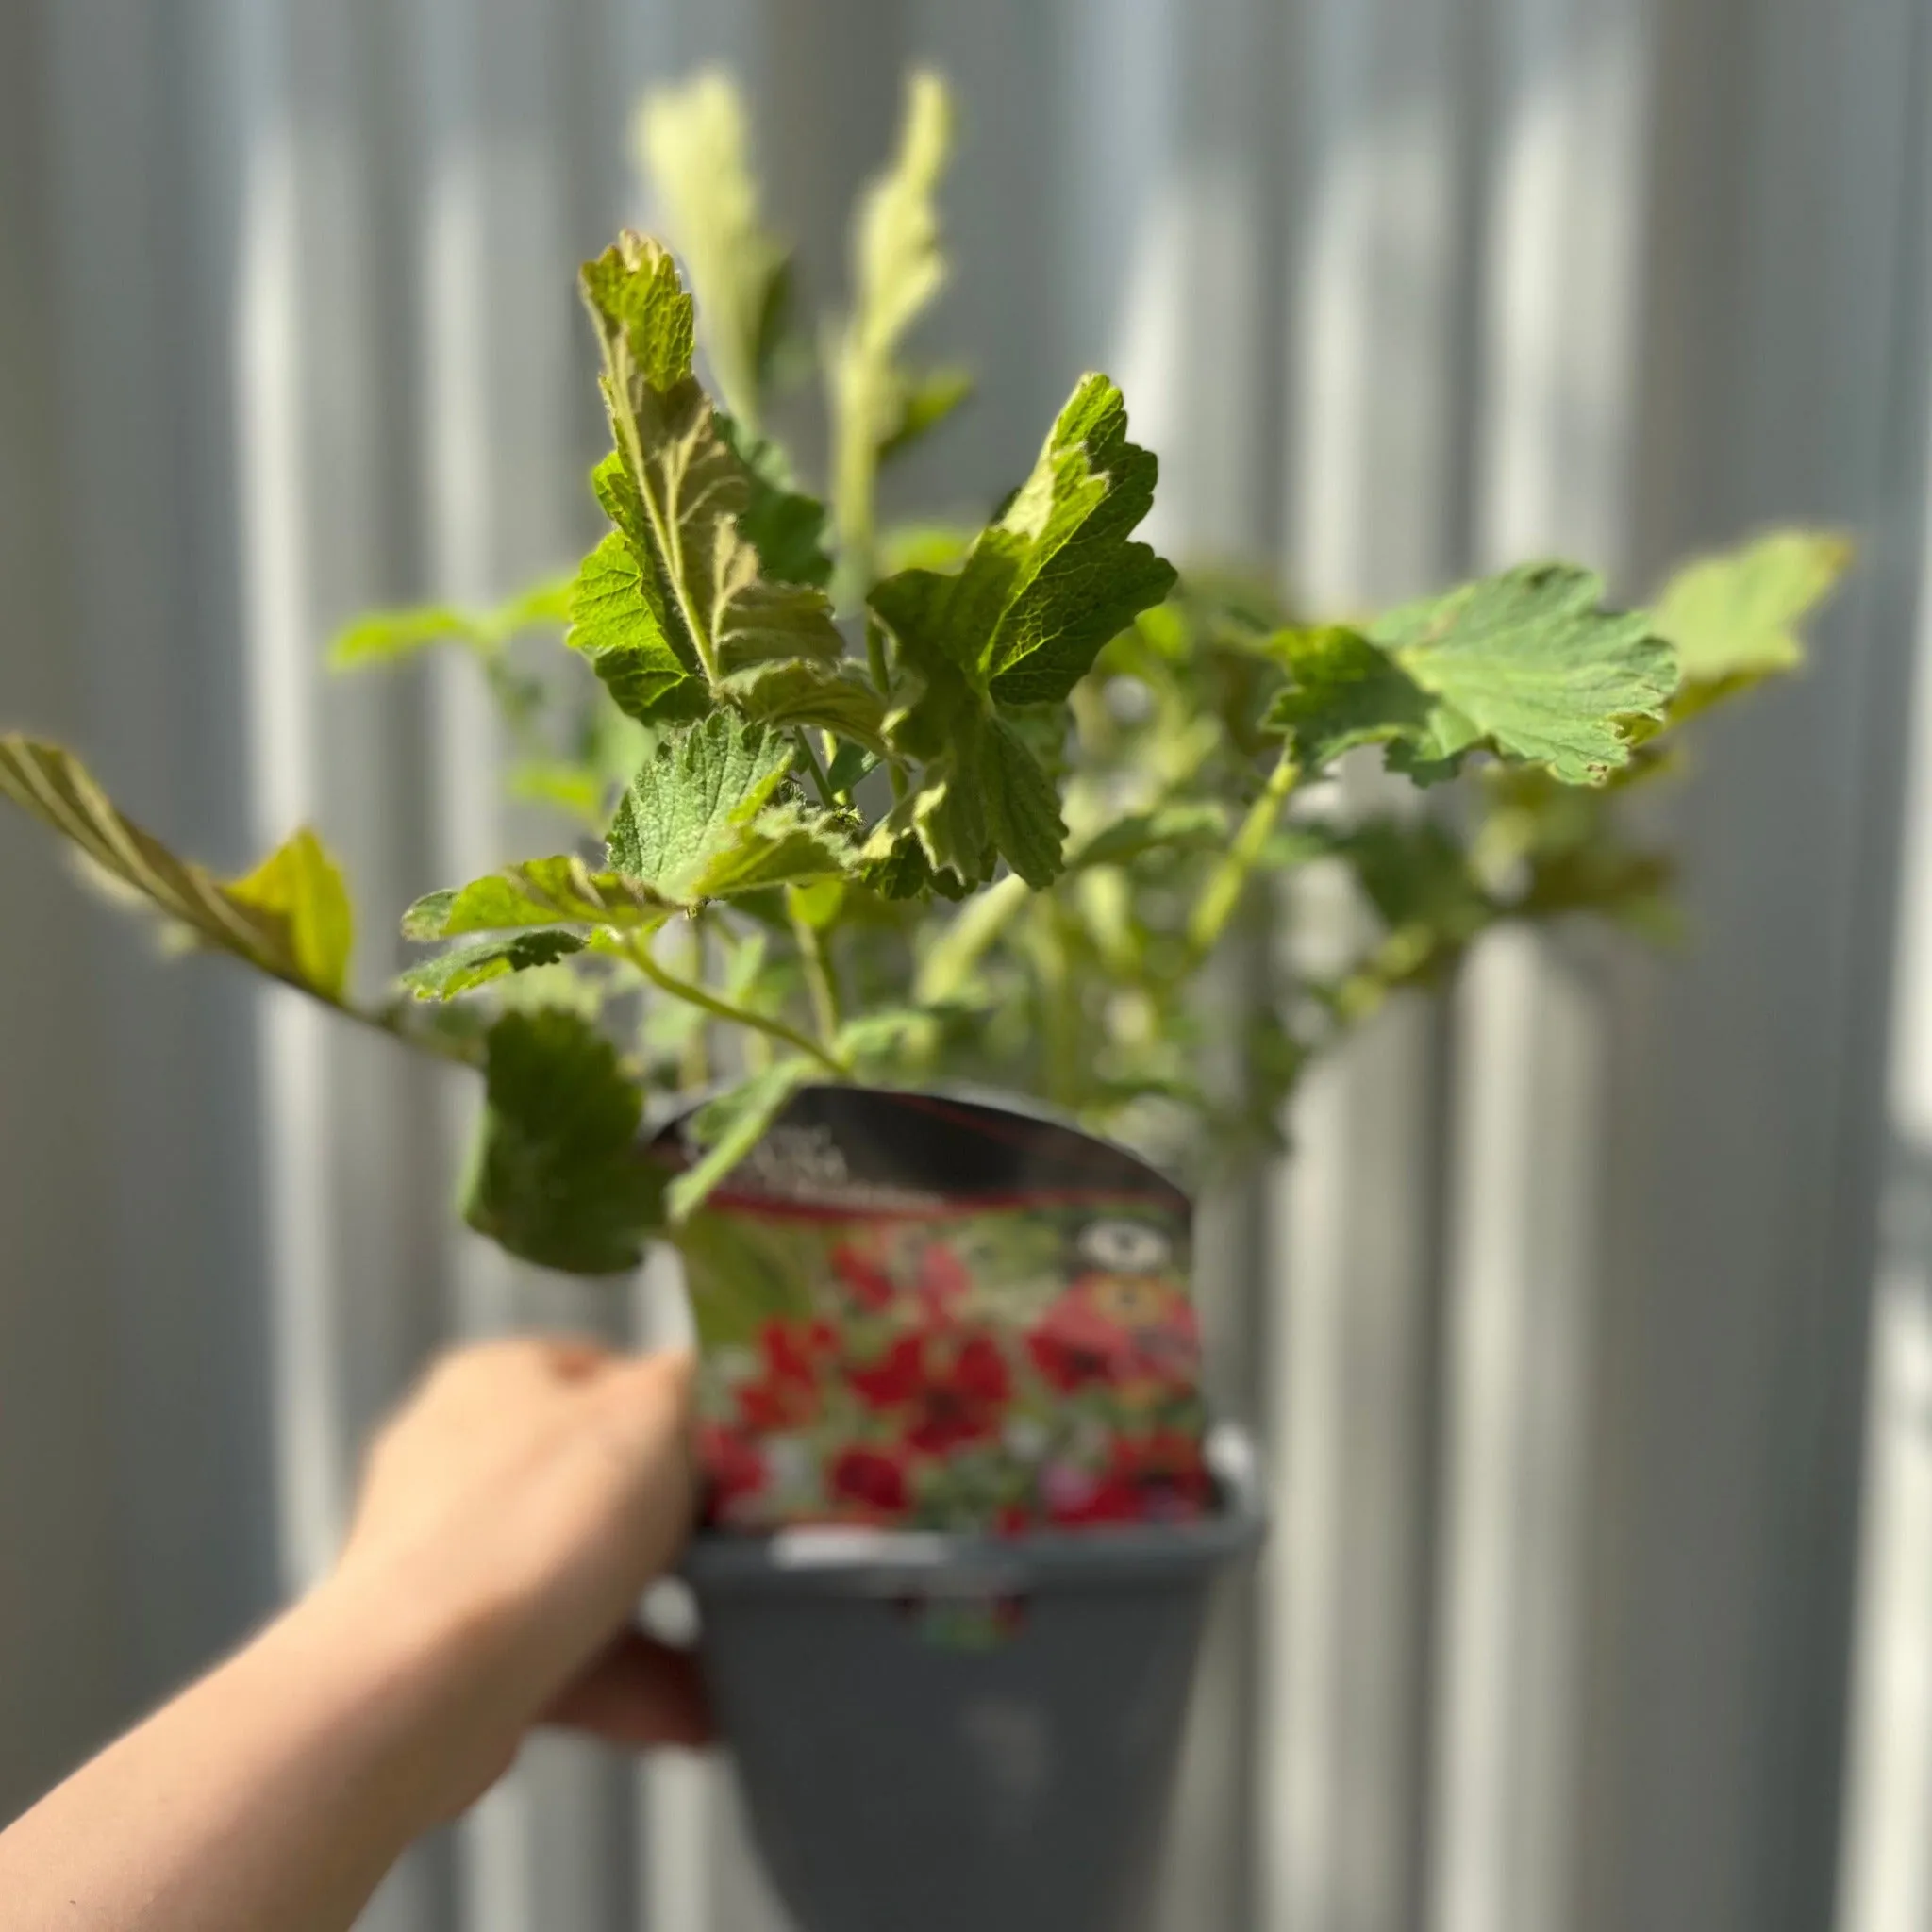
3, 1, 1930, 1928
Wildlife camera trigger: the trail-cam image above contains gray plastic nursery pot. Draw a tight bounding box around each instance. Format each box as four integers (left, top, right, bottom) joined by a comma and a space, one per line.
682, 1434, 1264, 1932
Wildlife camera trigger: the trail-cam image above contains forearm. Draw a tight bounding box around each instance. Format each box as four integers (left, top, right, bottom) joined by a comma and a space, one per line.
0, 1572, 499, 1932
0, 1341, 697, 1931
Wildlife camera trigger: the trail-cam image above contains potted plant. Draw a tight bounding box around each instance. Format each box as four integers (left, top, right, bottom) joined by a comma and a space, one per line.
0, 66, 1847, 1932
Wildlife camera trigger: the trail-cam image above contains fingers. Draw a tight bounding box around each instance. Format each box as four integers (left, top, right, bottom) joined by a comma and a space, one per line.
591, 1347, 697, 1465
543, 1630, 712, 1749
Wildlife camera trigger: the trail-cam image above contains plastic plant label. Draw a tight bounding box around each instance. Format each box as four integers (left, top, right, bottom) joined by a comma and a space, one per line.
654, 1086, 1210, 1535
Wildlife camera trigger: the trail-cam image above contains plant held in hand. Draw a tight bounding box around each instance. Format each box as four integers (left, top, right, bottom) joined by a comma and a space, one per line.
0, 67, 1851, 1281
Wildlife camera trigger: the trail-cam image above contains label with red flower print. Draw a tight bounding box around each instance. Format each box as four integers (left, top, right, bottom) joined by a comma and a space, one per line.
655, 1087, 1210, 1535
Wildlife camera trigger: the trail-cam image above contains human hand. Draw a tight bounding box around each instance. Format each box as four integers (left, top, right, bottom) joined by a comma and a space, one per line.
0, 1338, 708, 1932
316, 1337, 709, 1820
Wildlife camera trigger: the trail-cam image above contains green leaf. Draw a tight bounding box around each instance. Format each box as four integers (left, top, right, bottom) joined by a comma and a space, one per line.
635, 69, 791, 437
1068, 799, 1232, 869
329, 574, 575, 672
1261, 625, 1436, 773
0, 736, 356, 1004
824, 738, 881, 795
1371, 564, 1676, 784
225, 827, 356, 1001
868, 374, 1175, 885
878, 521, 978, 575
404, 858, 671, 940
574, 233, 844, 719
402, 930, 588, 1000
835, 1005, 943, 1075
507, 760, 608, 829
464, 1010, 666, 1274
1653, 528, 1851, 692
665, 1058, 817, 1223
876, 375, 1175, 708
878, 365, 974, 462
1337, 822, 1493, 954
565, 524, 708, 724
981, 713, 1067, 889
606, 712, 858, 906
857, 828, 968, 901
720, 658, 889, 752
495, 573, 574, 631
328, 606, 484, 669
720, 419, 834, 589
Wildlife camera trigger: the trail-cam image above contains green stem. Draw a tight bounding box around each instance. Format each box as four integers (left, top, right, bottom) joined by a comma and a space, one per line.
1186, 753, 1301, 960
329, 991, 484, 1071
915, 872, 1029, 1005
788, 893, 842, 1047
793, 729, 836, 809
622, 928, 845, 1075
1027, 895, 1079, 1108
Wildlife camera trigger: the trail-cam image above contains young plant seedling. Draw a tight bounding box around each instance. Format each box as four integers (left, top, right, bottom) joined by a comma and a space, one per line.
0, 69, 1851, 1275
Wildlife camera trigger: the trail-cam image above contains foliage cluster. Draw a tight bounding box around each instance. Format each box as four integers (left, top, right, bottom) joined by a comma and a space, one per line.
0, 69, 1849, 1274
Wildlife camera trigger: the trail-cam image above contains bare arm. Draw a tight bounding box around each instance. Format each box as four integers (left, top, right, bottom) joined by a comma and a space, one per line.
0, 1338, 706, 1932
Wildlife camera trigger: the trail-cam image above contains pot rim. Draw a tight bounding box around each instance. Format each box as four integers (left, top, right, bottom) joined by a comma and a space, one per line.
682, 1424, 1265, 1599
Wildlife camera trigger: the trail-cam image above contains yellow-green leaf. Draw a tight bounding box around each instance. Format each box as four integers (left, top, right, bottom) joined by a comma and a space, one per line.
636, 68, 790, 437
226, 827, 356, 1001
1654, 527, 1852, 689
0, 736, 355, 1004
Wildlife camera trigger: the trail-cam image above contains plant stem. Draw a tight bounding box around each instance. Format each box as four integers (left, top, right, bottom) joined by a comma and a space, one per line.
1026, 894, 1079, 1108
788, 894, 842, 1048
792, 729, 836, 808
1185, 752, 1300, 960
620, 928, 845, 1075
281, 988, 485, 1072
916, 872, 1029, 1005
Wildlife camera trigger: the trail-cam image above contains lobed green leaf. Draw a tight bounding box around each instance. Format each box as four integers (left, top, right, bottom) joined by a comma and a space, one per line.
868, 373, 1175, 887
572, 234, 845, 724
404, 857, 671, 940
606, 713, 858, 906
464, 1010, 667, 1273
401, 931, 588, 1000
1653, 527, 1852, 703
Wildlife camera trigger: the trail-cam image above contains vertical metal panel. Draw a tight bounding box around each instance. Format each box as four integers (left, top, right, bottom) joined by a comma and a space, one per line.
0, 0, 125, 1829
6, 6, 1932, 1932
1841, 358, 1932, 1932
1429, 8, 1653, 1932
1578, 0, 1930, 1925
1268, 7, 1475, 1930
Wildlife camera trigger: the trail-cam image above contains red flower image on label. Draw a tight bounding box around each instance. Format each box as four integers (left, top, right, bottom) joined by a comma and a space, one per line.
698, 1422, 770, 1523
1026, 1295, 1135, 1391
1045, 1429, 1213, 1526
1027, 1273, 1199, 1392
830, 1445, 910, 1516
846, 1324, 1013, 1455
914, 1240, 972, 1317
736, 1316, 841, 1432
678, 1136, 1208, 1532
830, 1239, 900, 1311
